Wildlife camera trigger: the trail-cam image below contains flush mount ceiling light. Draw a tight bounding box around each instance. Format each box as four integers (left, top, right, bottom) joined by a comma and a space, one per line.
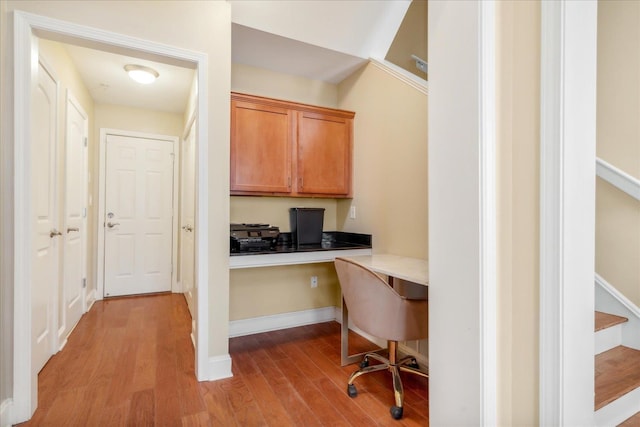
124, 64, 159, 84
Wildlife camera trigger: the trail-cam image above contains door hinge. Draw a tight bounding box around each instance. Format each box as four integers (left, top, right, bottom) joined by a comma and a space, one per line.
82, 278, 87, 288
83, 207, 87, 218
84, 137, 88, 147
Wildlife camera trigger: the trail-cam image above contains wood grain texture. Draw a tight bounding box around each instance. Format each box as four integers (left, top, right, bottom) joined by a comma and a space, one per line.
17, 293, 429, 426
618, 411, 640, 427
595, 345, 640, 410
595, 311, 628, 332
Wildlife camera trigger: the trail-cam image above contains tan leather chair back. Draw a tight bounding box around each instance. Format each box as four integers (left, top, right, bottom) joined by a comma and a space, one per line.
334, 258, 428, 342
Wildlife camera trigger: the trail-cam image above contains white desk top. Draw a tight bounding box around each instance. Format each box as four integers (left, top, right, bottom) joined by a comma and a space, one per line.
230, 248, 372, 269
340, 254, 429, 286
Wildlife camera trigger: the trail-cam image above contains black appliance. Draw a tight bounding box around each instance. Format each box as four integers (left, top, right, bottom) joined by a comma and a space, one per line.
230, 223, 280, 252
289, 207, 325, 245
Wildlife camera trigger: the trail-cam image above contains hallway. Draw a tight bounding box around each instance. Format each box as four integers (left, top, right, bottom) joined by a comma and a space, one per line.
17, 294, 429, 426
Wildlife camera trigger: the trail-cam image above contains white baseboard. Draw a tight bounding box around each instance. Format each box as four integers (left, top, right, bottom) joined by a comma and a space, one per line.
595, 386, 640, 427
85, 289, 97, 311
207, 354, 233, 381
229, 307, 336, 338
0, 398, 13, 427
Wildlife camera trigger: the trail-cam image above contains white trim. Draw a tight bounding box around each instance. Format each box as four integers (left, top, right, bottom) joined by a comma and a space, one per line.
206, 354, 233, 382
595, 274, 640, 319
426, 1, 496, 423
96, 128, 179, 299
229, 307, 336, 338
0, 399, 13, 427
368, 58, 428, 95
596, 157, 640, 201
594, 386, 640, 427
229, 248, 372, 269
13, 11, 37, 421
539, 1, 597, 425
11, 11, 211, 422
479, 1, 497, 423
194, 60, 209, 382
85, 289, 96, 311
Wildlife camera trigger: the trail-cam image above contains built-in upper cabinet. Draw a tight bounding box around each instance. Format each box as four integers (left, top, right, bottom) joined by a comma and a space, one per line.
231, 92, 354, 198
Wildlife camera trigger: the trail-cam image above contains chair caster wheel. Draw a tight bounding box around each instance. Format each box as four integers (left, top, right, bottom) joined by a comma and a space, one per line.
407, 358, 420, 369
360, 357, 369, 369
390, 406, 403, 420
347, 384, 358, 398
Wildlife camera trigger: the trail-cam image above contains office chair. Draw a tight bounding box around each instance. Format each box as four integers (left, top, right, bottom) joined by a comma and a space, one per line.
334, 257, 429, 420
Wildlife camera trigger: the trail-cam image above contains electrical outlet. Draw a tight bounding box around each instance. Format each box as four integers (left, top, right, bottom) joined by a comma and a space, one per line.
311, 276, 318, 288
349, 206, 356, 219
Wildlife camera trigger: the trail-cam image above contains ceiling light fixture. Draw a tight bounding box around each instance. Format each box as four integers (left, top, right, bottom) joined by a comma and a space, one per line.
124, 64, 159, 84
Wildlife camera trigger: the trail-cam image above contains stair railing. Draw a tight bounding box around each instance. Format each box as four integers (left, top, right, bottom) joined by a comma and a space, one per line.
596, 157, 640, 201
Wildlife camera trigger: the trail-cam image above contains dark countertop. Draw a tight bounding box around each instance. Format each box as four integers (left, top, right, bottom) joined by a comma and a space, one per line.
230, 231, 372, 256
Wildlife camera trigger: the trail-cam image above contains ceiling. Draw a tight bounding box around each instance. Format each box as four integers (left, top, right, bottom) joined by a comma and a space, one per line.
64, 44, 195, 114
59, 1, 412, 114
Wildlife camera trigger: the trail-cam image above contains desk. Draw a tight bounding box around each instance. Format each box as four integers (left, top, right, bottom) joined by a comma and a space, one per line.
338, 254, 429, 366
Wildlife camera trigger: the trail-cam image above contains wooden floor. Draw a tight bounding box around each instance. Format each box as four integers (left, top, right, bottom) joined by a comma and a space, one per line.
17, 293, 429, 426
595, 345, 640, 410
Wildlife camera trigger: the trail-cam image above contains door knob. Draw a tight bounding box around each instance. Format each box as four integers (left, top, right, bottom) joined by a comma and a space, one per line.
49, 229, 62, 238
106, 222, 120, 228
182, 225, 193, 232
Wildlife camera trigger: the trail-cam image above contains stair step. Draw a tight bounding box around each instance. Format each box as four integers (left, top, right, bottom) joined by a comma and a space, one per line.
596, 311, 628, 332
618, 411, 640, 427
595, 346, 640, 410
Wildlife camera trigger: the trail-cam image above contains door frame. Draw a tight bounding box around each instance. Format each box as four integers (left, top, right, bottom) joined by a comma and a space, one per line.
538, 1, 597, 424
12, 11, 210, 422
96, 128, 180, 299
60, 89, 89, 343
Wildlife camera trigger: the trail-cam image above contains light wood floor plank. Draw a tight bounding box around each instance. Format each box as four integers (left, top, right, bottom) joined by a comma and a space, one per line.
16, 293, 429, 426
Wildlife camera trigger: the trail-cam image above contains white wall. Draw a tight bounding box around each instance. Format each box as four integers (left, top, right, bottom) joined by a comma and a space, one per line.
0, 0, 12, 413
428, 2, 483, 423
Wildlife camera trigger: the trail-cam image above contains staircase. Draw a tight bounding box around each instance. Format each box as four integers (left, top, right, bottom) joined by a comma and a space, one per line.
595, 311, 640, 426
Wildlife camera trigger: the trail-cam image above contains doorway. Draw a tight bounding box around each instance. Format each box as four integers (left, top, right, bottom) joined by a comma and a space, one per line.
98, 130, 179, 298
12, 11, 212, 422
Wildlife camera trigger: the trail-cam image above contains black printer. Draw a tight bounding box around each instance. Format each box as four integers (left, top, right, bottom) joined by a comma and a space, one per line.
230, 223, 280, 253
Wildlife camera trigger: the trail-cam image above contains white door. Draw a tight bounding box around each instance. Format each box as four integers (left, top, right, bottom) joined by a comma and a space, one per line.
103, 134, 174, 297
32, 59, 59, 373
60, 92, 88, 344
181, 120, 196, 318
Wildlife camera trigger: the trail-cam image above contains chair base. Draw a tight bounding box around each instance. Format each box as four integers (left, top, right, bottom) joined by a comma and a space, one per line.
346, 341, 428, 420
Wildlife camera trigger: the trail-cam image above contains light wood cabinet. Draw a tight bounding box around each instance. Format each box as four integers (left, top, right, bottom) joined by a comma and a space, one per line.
231, 92, 354, 198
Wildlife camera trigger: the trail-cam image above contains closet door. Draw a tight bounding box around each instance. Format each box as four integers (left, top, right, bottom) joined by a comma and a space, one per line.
60, 91, 88, 344
32, 58, 59, 373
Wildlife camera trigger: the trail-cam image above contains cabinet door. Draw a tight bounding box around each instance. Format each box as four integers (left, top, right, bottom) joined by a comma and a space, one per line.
296, 111, 352, 196
231, 100, 293, 194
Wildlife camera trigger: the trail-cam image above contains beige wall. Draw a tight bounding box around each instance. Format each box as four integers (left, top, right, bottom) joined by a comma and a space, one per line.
230, 263, 338, 321
96, 104, 183, 137
3, 0, 231, 365
232, 63, 338, 108
596, 0, 640, 306
229, 64, 342, 319
385, 0, 427, 80
229, 62, 429, 320
337, 62, 428, 260
497, 1, 541, 425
